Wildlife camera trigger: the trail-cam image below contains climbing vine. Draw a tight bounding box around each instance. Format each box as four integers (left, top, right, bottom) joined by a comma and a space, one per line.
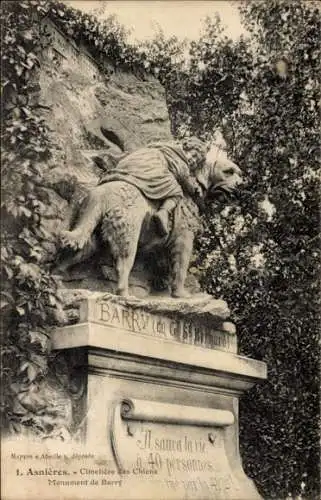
45, 0, 167, 77
1, 0, 64, 437
0, 0, 182, 438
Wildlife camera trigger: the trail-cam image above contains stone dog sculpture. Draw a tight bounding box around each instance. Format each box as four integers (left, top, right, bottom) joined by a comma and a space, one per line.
59, 139, 243, 298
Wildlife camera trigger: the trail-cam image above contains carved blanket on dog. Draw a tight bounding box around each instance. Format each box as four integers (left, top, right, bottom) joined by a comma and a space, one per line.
99, 142, 191, 200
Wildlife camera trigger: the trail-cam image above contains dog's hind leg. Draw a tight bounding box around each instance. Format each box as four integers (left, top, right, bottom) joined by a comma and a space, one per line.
102, 209, 145, 297
114, 219, 144, 296
115, 253, 137, 297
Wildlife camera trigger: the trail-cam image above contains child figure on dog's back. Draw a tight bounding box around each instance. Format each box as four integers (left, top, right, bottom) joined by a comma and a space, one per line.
60, 136, 209, 250
98, 136, 208, 236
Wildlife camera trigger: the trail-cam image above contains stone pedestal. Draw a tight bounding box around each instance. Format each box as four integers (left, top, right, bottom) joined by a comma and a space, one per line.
51, 292, 266, 499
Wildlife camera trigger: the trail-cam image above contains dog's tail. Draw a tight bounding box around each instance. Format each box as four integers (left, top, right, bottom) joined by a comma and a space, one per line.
60, 189, 105, 250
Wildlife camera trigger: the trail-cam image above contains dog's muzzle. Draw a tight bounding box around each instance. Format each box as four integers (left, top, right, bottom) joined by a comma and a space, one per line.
209, 182, 242, 203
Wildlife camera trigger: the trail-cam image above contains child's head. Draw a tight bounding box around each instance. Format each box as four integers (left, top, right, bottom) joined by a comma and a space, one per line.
181, 136, 209, 172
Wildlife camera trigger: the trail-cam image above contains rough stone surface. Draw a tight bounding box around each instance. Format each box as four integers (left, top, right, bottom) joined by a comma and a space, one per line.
39, 59, 171, 154
37, 48, 179, 295
59, 289, 231, 328
100, 292, 230, 321
38, 50, 172, 266
37, 42, 171, 278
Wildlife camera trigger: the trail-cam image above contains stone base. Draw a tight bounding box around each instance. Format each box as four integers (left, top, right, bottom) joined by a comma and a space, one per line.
49, 293, 266, 499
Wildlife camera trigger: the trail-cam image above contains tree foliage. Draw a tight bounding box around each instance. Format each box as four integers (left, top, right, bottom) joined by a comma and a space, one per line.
47, 0, 167, 77
156, 1, 320, 497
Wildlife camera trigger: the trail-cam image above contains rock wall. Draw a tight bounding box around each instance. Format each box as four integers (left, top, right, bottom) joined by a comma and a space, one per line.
37, 21, 173, 279
40, 59, 172, 155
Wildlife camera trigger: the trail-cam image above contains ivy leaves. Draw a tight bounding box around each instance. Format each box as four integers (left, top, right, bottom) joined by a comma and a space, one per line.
1, 0, 64, 438
47, 1, 150, 75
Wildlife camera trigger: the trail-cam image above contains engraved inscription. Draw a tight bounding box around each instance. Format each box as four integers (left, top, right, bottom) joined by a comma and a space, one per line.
117, 424, 238, 499
94, 301, 234, 352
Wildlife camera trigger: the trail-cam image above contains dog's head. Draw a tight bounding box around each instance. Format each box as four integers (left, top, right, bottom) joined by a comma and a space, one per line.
196, 147, 243, 202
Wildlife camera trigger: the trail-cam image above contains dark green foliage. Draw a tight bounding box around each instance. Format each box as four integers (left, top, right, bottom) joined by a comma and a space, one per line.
156, 1, 320, 497
0, 0, 68, 436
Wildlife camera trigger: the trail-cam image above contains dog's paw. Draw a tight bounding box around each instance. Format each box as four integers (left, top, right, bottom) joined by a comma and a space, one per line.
60, 230, 84, 250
